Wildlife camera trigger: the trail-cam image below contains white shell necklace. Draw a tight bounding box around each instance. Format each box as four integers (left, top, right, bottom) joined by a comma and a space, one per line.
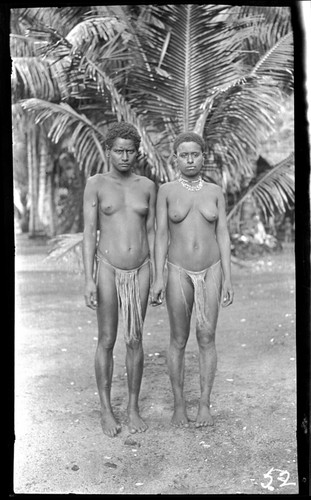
178, 175, 203, 191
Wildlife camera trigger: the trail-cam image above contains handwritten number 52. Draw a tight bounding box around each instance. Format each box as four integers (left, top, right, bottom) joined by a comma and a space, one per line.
261, 468, 296, 491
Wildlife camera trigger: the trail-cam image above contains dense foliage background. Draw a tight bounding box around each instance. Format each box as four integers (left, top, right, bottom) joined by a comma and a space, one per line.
11, 5, 294, 254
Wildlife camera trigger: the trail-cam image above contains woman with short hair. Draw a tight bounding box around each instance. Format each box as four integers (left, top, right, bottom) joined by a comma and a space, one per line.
153, 131, 234, 428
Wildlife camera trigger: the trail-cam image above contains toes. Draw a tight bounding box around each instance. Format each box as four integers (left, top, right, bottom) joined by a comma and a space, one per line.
196, 419, 213, 427
129, 426, 144, 433
102, 425, 120, 437
171, 420, 189, 427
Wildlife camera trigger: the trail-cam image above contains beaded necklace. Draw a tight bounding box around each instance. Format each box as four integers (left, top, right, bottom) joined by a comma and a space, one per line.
178, 175, 203, 191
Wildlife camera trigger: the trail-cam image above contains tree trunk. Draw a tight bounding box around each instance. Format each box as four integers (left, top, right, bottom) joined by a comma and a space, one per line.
28, 121, 39, 237
46, 172, 56, 237
37, 130, 56, 236
240, 194, 257, 233
37, 130, 48, 232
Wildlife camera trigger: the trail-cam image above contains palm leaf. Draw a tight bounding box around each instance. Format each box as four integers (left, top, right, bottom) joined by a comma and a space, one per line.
21, 98, 107, 174
13, 4, 294, 188
127, 4, 252, 134
202, 80, 286, 184
11, 56, 62, 101
45, 232, 84, 271
250, 31, 294, 89
13, 6, 92, 38
19, 11, 171, 181
122, 4, 293, 185
237, 5, 292, 47
227, 152, 294, 222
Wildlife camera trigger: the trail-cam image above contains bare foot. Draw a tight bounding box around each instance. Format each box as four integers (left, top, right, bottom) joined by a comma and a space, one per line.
195, 404, 214, 427
100, 410, 121, 437
171, 404, 189, 427
127, 408, 148, 434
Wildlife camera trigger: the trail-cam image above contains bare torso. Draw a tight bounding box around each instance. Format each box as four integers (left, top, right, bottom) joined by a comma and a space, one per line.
167, 181, 220, 271
96, 173, 151, 269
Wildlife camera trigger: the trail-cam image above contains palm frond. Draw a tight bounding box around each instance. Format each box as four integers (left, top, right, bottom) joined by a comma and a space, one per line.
21, 98, 107, 175
10, 33, 41, 57
45, 232, 84, 271
202, 79, 290, 184
11, 56, 62, 101
125, 4, 252, 134
14, 6, 91, 38
237, 5, 292, 47
227, 152, 294, 221
250, 31, 293, 89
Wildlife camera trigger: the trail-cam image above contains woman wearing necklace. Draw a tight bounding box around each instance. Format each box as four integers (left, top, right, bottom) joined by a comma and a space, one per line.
152, 131, 234, 428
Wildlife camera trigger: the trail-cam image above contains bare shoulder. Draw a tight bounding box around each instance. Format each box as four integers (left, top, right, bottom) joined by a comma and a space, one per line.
203, 180, 221, 191
159, 180, 178, 194
84, 174, 110, 199
86, 173, 107, 186
204, 181, 223, 196
137, 175, 156, 190
156, 181, 169, 200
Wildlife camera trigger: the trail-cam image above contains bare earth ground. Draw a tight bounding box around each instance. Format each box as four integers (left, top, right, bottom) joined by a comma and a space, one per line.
14, 234, 298, 495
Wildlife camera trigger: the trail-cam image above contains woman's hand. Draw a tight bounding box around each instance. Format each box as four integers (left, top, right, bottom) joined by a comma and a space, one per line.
150, 279, 165, 306
222, 279, 234, 307
84, 279, 98, 310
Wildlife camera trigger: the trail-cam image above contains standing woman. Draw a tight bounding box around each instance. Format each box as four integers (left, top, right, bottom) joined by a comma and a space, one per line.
83, 122, 156, 437
153, 132, 234, 428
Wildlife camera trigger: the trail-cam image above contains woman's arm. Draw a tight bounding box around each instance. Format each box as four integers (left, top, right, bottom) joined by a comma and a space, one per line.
215, 187, 234, 307
152, 184, 169, 304
82, 176, 98, 310
146, 180, 157, 282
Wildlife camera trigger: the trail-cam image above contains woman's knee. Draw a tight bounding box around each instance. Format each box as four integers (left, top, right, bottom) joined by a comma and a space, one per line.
97, 329, 117, 350
196, 328, 215, 349
126, 339, 143, 352
170, 329, 189, 350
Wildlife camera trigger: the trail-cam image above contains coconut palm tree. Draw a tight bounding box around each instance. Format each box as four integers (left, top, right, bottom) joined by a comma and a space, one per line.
11, 4, 294, 250
227, 152, 294, 223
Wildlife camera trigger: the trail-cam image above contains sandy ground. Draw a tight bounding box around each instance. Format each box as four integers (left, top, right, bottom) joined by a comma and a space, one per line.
13, 234, 298, 495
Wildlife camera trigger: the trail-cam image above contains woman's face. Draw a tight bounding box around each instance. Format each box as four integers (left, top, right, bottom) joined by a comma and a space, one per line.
108, 138, 138, 173
174, 141, 204, 178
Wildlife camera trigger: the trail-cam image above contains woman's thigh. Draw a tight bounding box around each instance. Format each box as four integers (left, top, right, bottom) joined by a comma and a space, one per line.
96, 261, 119, 342
137, 262, 151, 322
196, 262, 222, 340
166, 264, 194, 343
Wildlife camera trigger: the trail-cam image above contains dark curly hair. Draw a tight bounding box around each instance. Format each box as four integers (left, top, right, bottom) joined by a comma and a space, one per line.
105, 122, 141, 150
173, 132, 205, 153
